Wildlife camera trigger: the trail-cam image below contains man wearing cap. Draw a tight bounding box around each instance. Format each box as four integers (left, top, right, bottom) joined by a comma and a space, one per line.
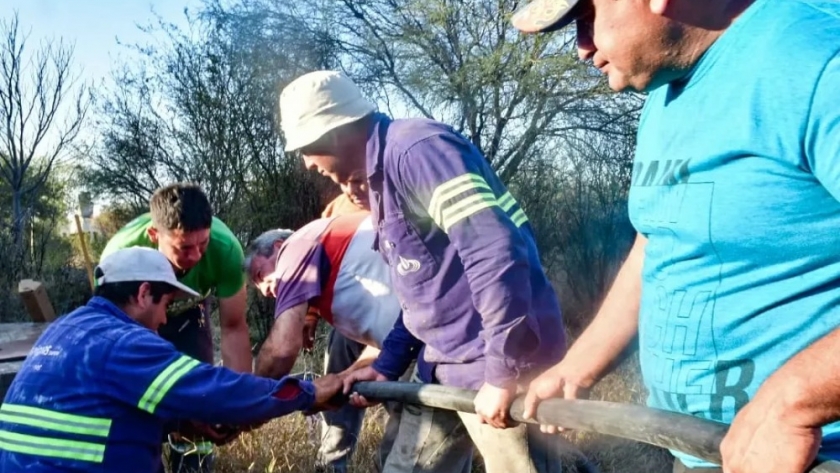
100, 183, 251, 471
0, 247, 343, 473
278, 70, 593, 473
510, 0, 840, 472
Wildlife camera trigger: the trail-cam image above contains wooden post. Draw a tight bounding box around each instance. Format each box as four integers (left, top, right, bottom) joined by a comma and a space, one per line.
17, 280, 56, 322
74, 214, 95, 292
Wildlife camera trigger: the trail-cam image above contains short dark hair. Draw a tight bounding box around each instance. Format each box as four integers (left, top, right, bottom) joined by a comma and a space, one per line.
94, 281, 179, 307
149, 183, 213, 232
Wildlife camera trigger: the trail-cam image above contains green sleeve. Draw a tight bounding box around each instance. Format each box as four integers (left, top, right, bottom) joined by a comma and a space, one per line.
212, 225, 246, 299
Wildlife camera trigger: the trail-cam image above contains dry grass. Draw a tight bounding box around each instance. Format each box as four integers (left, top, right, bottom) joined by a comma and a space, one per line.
212, 408, 386, 472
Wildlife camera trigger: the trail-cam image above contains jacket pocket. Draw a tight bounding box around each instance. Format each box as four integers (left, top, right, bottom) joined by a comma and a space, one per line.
380, 214, 438, 292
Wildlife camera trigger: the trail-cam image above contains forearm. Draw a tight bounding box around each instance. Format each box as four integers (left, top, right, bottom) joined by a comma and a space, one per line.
450, 221, 538, 386
754, 326, 840, 429
221, 324, 253, 373
342, 345, 381, 375
219, 288, 253, 373
254, 303, 307, 379
372, 313, 422, 379
254, 346, 300, 380
560, 234, 646, 387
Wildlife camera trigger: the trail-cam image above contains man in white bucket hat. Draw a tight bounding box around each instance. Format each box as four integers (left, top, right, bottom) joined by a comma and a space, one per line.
279, 70, 595, 473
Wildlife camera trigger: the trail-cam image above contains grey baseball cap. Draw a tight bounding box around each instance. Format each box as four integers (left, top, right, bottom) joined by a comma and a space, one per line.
511, 0, 581, 33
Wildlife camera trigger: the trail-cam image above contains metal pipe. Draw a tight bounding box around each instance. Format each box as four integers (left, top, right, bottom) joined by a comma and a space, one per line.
351, 381, 840, 473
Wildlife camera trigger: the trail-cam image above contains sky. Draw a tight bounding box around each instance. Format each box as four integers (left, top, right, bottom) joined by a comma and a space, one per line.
3, 1, 201, 219
5, 0, 201, 87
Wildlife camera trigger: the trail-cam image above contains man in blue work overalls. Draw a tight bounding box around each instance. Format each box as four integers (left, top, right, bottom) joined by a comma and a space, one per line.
0, 247, 343, 473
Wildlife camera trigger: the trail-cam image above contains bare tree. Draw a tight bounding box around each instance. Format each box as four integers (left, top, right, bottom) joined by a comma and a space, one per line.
279, 0, 643, 182
0, 12, 89, 248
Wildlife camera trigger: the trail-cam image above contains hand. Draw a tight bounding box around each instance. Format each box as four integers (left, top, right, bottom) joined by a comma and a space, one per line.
474, 382, 517, 429
522, 362, 592, 434
720, 397, 820, 473
174, 421, 242, 446
310, 374, 345, 412
302, 313, 319, 350
342, 365, 388, 408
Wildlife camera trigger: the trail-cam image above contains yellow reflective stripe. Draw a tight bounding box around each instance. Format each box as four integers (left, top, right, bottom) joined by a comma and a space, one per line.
512, 209, 529, 227
0, 404, 110, 438
498, 192, 528, 227
498, 192, 516, 212
428, 174, 493, 227
138, 355, 200, 414
0, 430, 105, 463
441, 193, 499, 232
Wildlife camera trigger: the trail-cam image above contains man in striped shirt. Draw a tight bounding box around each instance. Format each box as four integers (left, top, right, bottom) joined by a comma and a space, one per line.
245, 211, 418, 473
0, 247, 342, 473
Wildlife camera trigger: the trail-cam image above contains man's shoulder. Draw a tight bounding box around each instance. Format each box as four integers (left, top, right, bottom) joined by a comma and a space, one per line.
29, 304, 130, 365
102, 213, 154, 256
743, 0, 840, 61
384, 117, 460, 156
291, 217, 335, 242
207, 216, 242, 255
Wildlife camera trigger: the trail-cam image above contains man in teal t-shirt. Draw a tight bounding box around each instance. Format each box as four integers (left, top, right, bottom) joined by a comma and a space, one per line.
513, 0, 840, 472
100, 183, 252, 473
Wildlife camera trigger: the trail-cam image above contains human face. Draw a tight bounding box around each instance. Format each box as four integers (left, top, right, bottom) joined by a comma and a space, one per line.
300, 130, 367, 186
247, 244, 283, 298
148, 227, 211, 272
134, 283, 176, 331
575, 0, 682, 92
340, 170, 370, 210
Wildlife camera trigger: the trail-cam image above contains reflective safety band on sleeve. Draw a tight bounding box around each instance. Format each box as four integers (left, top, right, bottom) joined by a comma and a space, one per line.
428, 173, 529, 232
0, 430, 105, 463
0, 404, 111, 438
428, 174, 496, 231
138, 355, 201, 414
498, 191, 529, 227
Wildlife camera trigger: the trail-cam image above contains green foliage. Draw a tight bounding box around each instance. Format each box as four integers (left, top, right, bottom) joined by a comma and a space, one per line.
0, 167, 90, 322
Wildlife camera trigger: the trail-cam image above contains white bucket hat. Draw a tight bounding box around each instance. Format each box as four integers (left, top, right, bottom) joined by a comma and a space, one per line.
279, 70, 377, 152
95, 247, 200, 297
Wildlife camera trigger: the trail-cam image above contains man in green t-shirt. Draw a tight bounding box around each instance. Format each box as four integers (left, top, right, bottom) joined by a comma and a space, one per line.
100, 183, 251, 473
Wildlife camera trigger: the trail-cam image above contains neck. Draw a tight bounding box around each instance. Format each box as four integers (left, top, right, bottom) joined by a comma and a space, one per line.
655, 0, 755, 85
116, 302, 145, 324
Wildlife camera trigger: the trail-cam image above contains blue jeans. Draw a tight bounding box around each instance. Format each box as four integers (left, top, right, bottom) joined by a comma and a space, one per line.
316, 329, 414, 473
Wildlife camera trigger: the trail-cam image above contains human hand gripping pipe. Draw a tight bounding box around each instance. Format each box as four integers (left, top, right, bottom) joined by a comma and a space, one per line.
346, 381, 840, 473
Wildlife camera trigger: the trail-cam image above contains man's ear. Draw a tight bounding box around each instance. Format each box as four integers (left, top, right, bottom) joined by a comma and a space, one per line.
273, 239, 285, 250
649, 0, 670, 16
147, 226, 159, 244
135, 282, 153, 308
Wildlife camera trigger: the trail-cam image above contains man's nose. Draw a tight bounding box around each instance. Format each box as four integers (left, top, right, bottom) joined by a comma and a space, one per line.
302, 155, 318, 171
257, 281, 269, 296
576, 17, 596, 61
